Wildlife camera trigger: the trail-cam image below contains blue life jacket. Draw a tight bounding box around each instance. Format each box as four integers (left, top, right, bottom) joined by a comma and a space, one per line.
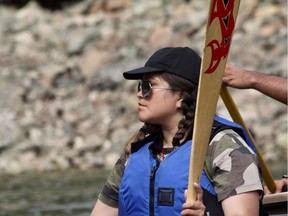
118, 116, 257, 216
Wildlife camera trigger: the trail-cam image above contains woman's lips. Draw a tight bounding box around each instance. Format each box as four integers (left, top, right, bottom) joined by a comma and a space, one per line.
138, 102, 146, 108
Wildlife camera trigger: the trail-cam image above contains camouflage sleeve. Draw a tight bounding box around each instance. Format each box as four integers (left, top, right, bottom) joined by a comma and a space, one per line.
204, 129, 263, 202
97, 149, 127, 208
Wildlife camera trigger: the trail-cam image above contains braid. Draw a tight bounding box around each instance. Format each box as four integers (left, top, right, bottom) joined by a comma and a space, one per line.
172, 89, 197, 146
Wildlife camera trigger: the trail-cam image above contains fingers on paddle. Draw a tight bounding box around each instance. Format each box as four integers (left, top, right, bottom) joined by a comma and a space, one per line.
194, 182, 203, 202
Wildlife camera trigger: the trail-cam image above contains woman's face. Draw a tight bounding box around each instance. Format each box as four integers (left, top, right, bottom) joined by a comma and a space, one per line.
137, 73, 183, 128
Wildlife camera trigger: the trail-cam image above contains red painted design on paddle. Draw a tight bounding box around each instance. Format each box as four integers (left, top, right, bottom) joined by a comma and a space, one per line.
204, 0, 236, 74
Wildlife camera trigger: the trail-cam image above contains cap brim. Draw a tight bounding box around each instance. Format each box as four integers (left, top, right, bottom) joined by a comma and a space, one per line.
123, 66, 164, 80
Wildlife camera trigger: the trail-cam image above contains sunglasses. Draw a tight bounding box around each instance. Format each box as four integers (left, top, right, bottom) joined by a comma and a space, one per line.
137, 80, 173, 98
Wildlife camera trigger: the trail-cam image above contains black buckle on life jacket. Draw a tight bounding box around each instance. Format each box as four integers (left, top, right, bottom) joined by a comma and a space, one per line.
157, 187, 174, 206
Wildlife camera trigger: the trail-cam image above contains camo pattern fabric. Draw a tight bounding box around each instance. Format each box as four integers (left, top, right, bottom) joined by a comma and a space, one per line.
98, 129, 263, 207
204, 129, 263, 201
98, 149, 126, 208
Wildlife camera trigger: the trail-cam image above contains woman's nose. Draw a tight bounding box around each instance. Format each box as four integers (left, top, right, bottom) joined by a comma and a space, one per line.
137, 90, 143, 99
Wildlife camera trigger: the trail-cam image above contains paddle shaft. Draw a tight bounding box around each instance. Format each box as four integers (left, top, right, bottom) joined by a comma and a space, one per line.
220, 85, 276, 193
187, 0, 241, 201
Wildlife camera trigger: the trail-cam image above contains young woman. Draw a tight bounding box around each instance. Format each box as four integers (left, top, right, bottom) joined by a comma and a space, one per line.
91, 47, 263, 216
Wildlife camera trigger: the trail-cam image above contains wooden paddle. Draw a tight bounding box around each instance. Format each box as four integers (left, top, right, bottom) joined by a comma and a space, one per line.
187, 0, 241, 201
220, 85, 276, 193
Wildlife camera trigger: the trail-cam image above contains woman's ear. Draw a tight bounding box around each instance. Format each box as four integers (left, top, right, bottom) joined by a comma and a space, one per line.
176, 96, 183, 109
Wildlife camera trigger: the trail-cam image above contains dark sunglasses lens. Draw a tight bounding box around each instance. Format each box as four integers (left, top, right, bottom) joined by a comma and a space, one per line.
141, 81, 151, 98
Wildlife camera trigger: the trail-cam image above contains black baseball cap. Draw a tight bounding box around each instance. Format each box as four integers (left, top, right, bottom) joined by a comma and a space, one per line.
123, 47, 201, 85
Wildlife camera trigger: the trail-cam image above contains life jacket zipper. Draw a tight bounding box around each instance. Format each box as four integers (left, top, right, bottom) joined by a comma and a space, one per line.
149, 160, 159, 216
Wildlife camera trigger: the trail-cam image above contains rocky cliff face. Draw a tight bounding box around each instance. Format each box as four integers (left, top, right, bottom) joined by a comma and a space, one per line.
0, 0, 286, 175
